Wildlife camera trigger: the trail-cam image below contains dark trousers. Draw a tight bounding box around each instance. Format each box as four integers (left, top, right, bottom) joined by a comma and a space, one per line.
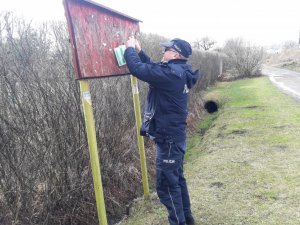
155, 140, 192, 225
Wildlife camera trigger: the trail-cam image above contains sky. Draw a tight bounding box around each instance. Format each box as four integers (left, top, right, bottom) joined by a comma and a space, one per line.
1, 0, 300, 48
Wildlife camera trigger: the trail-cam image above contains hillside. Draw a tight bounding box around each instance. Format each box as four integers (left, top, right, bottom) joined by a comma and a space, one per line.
265, 47, 300, 72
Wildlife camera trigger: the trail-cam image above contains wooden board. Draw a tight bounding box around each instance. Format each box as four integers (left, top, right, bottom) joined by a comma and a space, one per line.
63, 0, 141, 79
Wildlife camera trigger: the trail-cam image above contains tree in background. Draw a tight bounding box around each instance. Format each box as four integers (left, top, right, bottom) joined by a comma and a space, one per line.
282, 40, 298, 50
193, 36, 216, 51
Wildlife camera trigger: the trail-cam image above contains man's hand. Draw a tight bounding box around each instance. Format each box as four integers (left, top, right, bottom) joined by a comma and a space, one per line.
135, 39, 141, 52
126, 36, 136, 48
126, 36, 142, 52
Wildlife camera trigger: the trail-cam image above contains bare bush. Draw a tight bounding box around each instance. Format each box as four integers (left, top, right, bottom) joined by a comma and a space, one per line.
0, 13, 220, 225
0, 13, 145, 225
222, 38, 264, 79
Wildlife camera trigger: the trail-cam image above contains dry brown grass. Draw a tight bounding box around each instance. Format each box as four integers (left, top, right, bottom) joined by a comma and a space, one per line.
265, 48, 300, 72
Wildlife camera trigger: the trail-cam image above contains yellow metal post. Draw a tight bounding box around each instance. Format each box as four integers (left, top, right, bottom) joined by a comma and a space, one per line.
130, 75, 149, 198
79, 80, 108, 225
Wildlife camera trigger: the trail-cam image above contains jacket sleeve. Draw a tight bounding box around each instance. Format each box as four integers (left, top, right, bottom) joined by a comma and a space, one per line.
138, 50, 152, 63
124, 47, 174, 86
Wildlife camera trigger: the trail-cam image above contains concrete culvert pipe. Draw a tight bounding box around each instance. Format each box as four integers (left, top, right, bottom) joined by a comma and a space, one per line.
204, 100, 218, 113
202, 91, 225, 114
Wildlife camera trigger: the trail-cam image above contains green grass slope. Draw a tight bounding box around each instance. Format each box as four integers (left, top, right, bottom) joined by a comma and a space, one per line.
119, 77, 300, 225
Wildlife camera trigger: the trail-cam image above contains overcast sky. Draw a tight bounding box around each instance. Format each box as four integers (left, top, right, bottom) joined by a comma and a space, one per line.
2, 0, 300, 47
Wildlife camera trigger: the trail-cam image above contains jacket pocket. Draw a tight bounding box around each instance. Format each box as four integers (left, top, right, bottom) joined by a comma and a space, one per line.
140, 112, 154, 136
156, 169, 180, 188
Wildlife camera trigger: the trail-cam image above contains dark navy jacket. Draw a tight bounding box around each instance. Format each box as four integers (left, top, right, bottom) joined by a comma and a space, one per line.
124, 47, 200, 143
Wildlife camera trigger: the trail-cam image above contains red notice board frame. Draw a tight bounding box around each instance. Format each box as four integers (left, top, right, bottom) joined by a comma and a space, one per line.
63, 0, 141, 80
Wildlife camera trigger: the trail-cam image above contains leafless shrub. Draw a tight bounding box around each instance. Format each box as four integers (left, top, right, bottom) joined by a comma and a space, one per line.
222, 38, 264, 79
0, 13, 220, 225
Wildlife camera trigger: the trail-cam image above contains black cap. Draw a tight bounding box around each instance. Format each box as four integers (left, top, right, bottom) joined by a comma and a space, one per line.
161, 38, 192, 58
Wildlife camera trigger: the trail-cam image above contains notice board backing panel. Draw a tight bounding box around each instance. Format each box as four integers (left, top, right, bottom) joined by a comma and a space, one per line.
64, 0, 141, 79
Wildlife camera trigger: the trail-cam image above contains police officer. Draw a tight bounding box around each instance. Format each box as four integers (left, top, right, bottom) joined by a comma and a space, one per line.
124, 36, 200, 225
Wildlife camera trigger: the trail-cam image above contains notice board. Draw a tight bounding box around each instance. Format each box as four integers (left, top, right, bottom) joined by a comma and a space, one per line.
63, 0, 141, 79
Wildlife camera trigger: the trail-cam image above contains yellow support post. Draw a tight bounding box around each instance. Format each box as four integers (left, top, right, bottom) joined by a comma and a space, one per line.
130, 75, 149, 198
79, 80, 108, 225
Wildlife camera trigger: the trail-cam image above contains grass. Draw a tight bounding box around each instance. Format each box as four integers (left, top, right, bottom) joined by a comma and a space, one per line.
185, 112, 219, 162
117, 77, 300, 225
